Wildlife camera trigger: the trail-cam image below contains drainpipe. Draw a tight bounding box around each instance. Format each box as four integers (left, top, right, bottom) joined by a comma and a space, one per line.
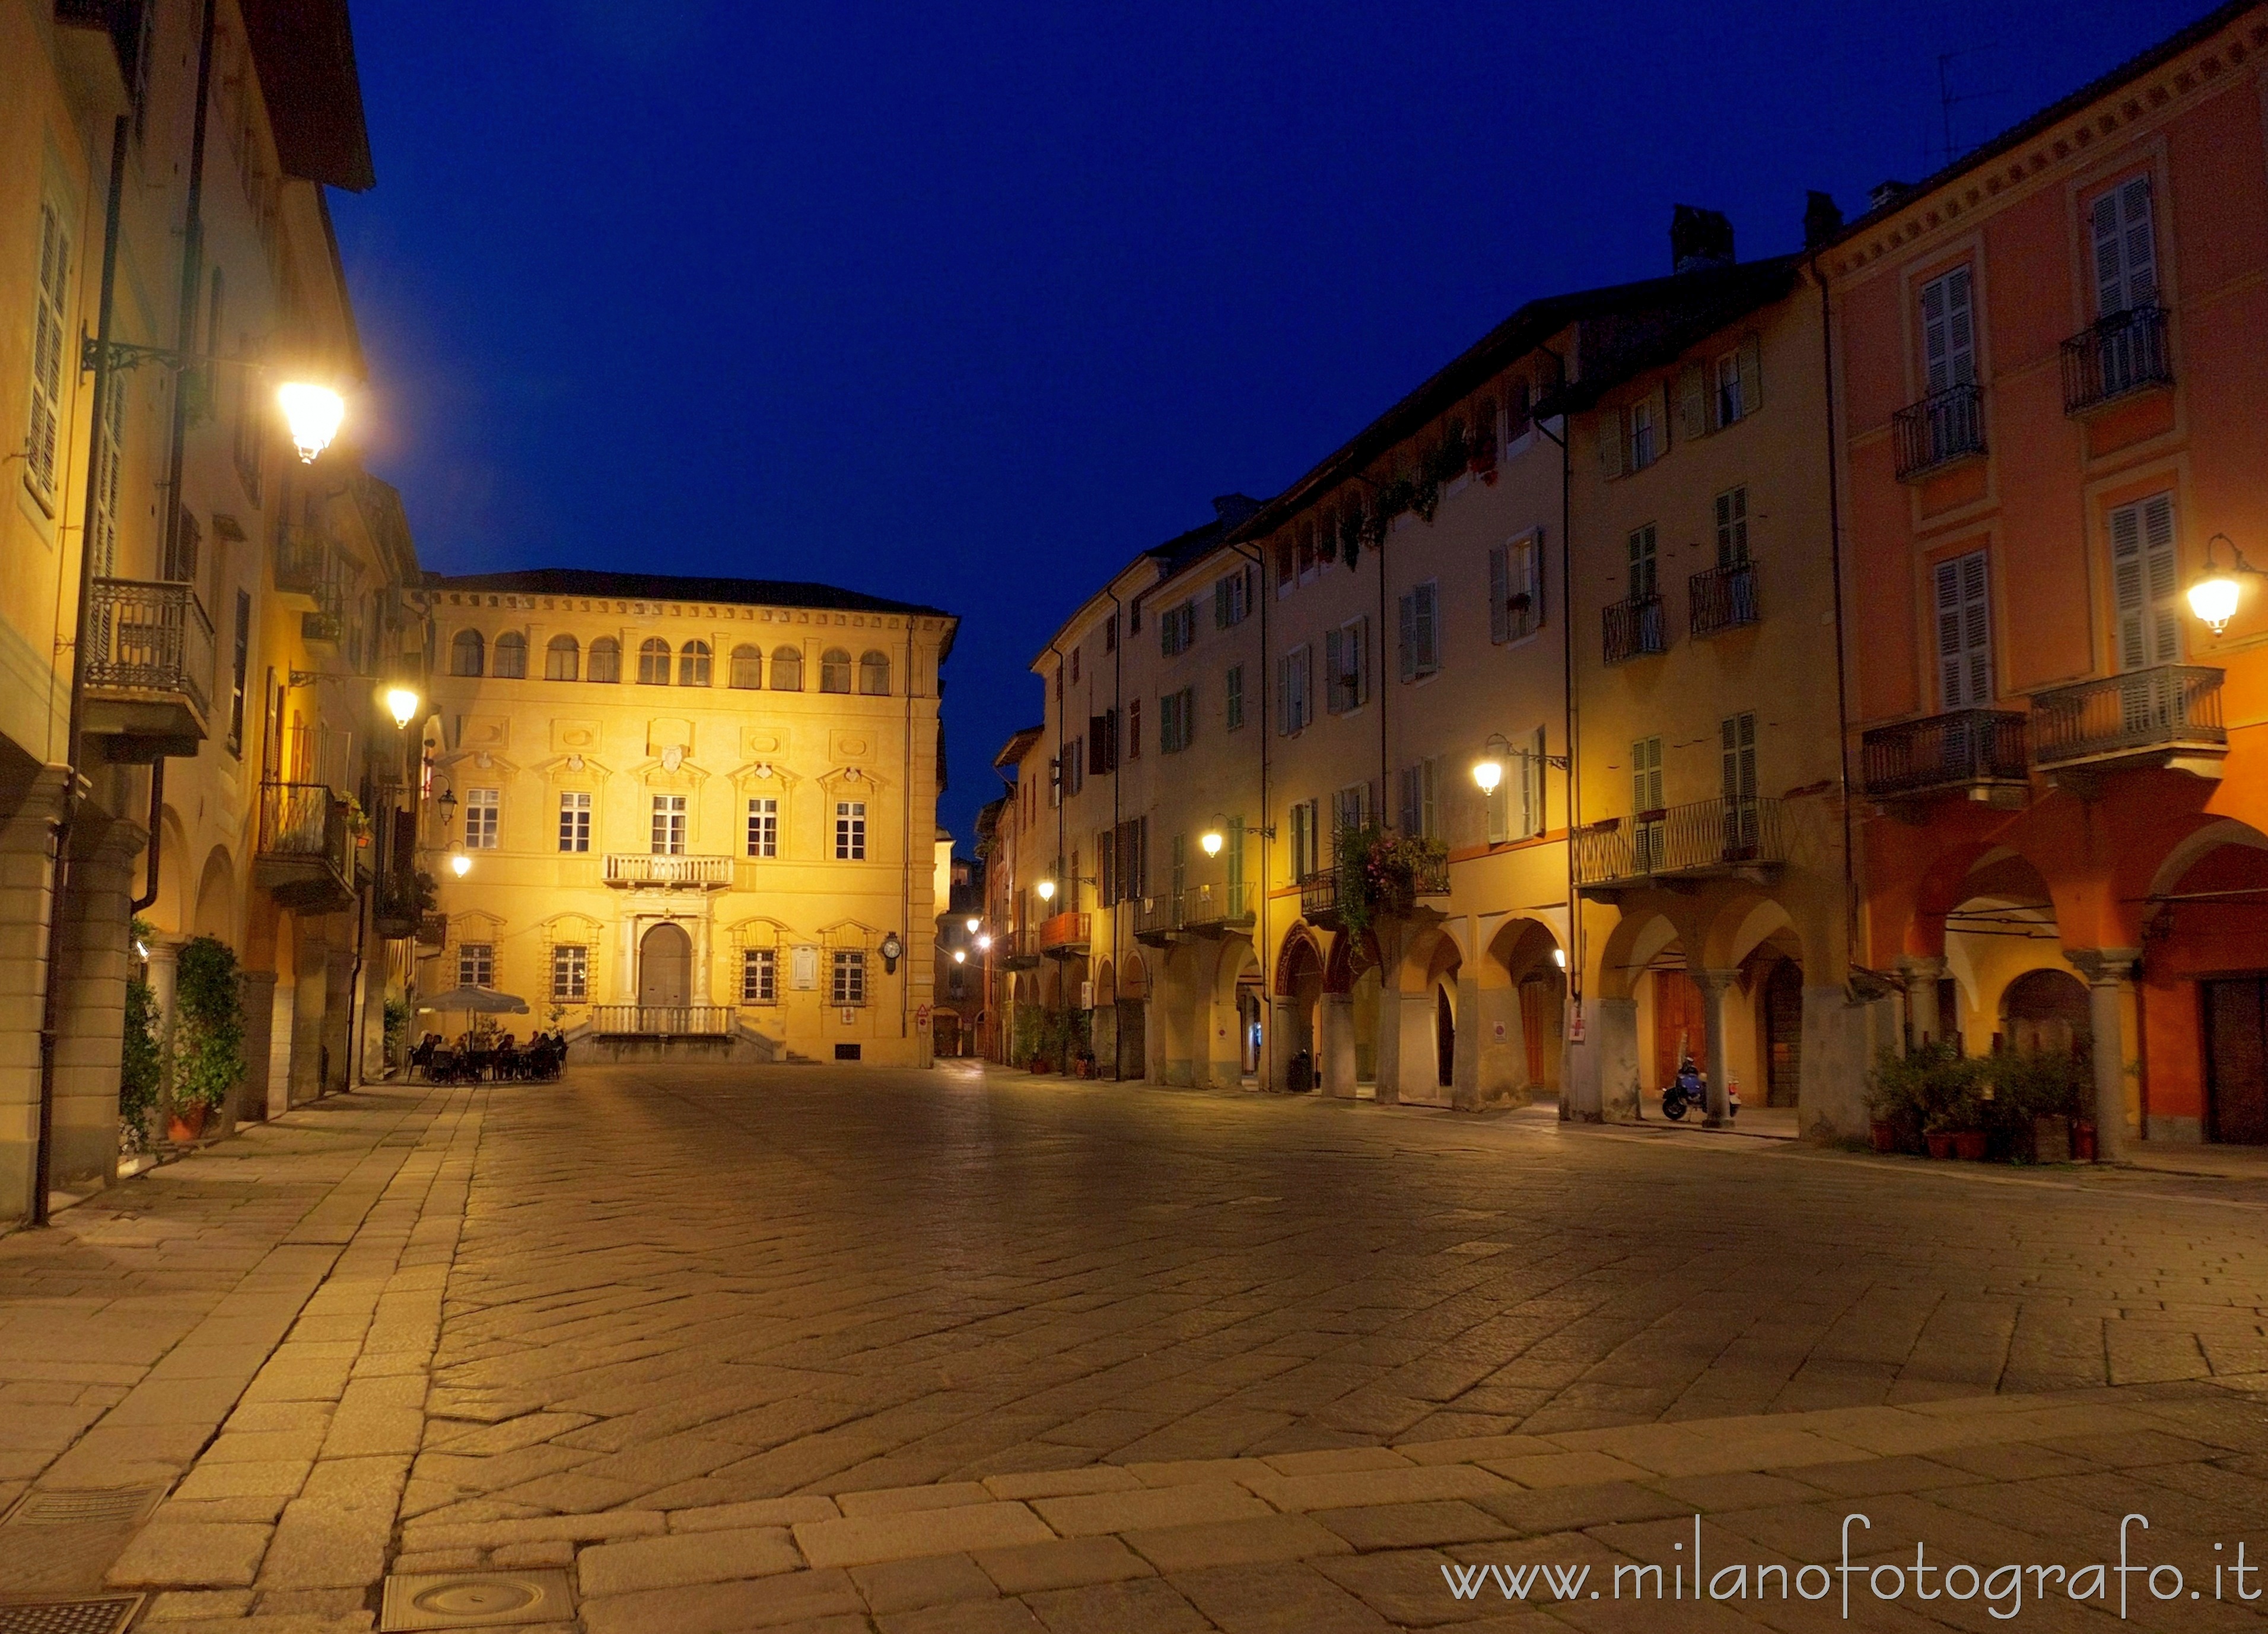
903, 616, 915, 1047
1808, 251, 1862, 994
1102, 586, 1124, 1076
1530, 346, 1579, 1115
130, 760, 163, 913
158, 0, 219, 588
1229, 541, 1269, 1091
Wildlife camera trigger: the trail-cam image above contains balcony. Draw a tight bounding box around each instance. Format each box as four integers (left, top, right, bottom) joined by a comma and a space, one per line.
602, 853, 733, 888
1861, 709, 2030, 805
273, 526, 329, 608
1689, 562, 1759, 638
2062, 306, 2171, 416
2028, 665, 2226, 781
1298, 871, 1341, 929
1003, 924, 1041, 969
1131, 895, 1184, 945
255, 781, 354, 913
1038, 910, 1091, 955
416, 913, 448, 950
1573, 797, 1786, 897
81, 578, 213, 759
590, 1004, 734, 1037
1184, 880, 1255, 934
1602, 595, 1665, 665
1894, 383, 1985, 481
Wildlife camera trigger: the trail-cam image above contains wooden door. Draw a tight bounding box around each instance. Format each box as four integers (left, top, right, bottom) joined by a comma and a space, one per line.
1118, 1002, 1146, 1080
638, 922, 691, 1008
1654, 969, 1706, 1083
2205, 977, 2268, 1145
1764, 958, 1803, 1107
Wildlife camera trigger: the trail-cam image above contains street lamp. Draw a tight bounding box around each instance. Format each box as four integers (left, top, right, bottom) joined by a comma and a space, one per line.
1472, 733, 1512, 794
384, 686, 420, 729
976, 933, 993, 951
277, 382, 346, 463
965, 916, 981, 934
953, 949, 967, 964
2188, 533, 2262, 635
1036, 878, 1055, 903
1200, 820, 1224, 858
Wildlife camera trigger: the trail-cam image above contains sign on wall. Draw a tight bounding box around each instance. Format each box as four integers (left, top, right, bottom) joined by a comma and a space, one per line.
791, 945, 818, 990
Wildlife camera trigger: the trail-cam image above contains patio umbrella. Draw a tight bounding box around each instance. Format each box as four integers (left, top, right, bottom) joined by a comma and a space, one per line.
415, 986, 530, 1016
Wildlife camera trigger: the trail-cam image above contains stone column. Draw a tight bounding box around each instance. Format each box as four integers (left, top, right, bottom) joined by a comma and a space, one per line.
2074, 949, 2140, 1162
238, 969, 278, 1122
1320, 993, 1356, 1097
0, 767, 72, 1220
1595, 996, 1641, 1121
322, 941, 355, 1095
1450, 969, 1484, 1111
1476, 982, 1523, 1107
1694, 967, 1738, 1126
1267, 997, 1294, 1091
288, 926, 329, 1106
1897, 954, 1946, 1048
1372, 977, 1403, 1105
51, 815, 145, 1190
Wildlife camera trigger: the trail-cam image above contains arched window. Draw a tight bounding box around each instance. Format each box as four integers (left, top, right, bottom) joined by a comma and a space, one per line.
545, 634, 579, 681
679, 640, 712, 686
820, 647, 853, 693
638, 638, 672, 685
451, 629, 483, 676
493, 631, 527, 678
771, 645, 803, 691
588, 637, 621, 683
858, 649, 890, 695
730, 644, 762, 689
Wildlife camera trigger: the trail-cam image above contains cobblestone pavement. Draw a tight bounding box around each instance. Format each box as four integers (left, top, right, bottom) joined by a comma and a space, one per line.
6, 1063, 2268, 1632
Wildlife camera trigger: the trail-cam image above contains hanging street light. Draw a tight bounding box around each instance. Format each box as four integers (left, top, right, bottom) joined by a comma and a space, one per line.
384, 686, 421, 729
965, 916, 981, 934
278, 382, 347, 463
2188, 533, 2262, 635
450, 848, 471, 878
1036, 878, 1055, 902
1472, 733, 1512, 793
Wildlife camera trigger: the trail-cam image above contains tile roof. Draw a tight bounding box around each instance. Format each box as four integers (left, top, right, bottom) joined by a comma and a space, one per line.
424, 567, 952, 622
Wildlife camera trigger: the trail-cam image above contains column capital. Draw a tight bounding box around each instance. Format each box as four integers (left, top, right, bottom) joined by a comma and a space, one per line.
2068, 948, 2142, 986
1895, 953, 1948, 981
1690, 966, 1739, 994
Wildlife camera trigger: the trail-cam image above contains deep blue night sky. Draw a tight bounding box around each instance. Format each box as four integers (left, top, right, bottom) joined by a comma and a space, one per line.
329, 0, 2203, 844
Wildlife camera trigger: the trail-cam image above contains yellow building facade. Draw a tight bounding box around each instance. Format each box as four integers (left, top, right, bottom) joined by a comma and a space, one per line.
415, 571, 956, 1069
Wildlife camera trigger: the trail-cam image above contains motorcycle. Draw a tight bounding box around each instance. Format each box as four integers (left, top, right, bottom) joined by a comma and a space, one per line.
1660, 1058, 1739, 1121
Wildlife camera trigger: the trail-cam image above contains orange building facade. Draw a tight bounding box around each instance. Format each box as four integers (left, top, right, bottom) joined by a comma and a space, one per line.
1832, 2, 2268, 1152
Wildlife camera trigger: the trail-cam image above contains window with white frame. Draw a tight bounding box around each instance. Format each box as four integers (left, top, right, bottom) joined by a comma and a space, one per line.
1920, 267, 1976, 393
1213, 570, 1250, 628
1489, 535, 1542, 643
1396, 758, 1439, 840
551, 945, 587, 1002
464, 788, 500, 849
741, 948, 777, 1003
1224, 665, 1245, 731
831, 949, 867, 1006
2110, 493, 2180, 672
1397, 582, 1440, 681
650, 794, 686, 855
1275, 646, 1310, 735
457, 942, 494, 988
2091, 176, 2158, 317
1331, 783, 1372, 854
1160, 686, 1196, 753
1715, 487, 1749, 565
1289, 798, 1320, 879
1325, 617, 1369, 713
1933, 549, 1993, 708
1627, 525, 1659, 600
1628, 393, 1659, 469
1160, 601, 1197, 656
558, 791, 591, 853
835, 800, 867, 860
746, 796, 778, 857
24, 202, 70, 503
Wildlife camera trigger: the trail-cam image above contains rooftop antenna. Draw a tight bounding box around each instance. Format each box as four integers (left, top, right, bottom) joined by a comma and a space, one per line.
1934, 44, 2008, 169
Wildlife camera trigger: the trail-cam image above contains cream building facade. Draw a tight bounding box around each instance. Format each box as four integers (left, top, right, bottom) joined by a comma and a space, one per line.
416, 570, 956, 1069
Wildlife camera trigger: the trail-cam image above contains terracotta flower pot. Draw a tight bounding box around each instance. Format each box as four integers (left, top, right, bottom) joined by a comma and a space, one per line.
1869, 1121, 1898, 1153
1954, 1130, 1990, 1161
2072, 1123, 2098, 1162
166, 1102, 209, 1143
1925, 1131, 1956, 1159
1029, 1060, 1051, 1075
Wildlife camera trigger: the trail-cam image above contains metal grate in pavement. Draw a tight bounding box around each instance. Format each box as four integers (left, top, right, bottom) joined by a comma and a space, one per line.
380, 1571, 572, 1630
0, 1491, 163, 1530
0, 1595, 143, 1634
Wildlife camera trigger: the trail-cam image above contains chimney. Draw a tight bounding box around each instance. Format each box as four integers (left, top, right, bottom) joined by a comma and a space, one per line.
1803, 190, 1844, 249
1869, 179, 1911, 212
1670, 205, 1735, 274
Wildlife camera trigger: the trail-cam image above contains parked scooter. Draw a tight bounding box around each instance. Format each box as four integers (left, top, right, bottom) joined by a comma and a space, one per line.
1660, 1057, 1740, 1121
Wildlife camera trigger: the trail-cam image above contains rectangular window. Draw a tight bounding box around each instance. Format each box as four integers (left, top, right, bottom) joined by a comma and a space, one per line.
1128, 697, 1141, 758
24, 202, 69, 503
1397, 759, 1439, 840
558, 791, 591, 853
1722, 711, 1760, 856
457, 942, 494, 988
746, 796, 778, 857
1160, 602, 1197, 656
1325, 617, 1369, 712
1714, 487, 1748, 566
1627, 525, 1659, 600
464, 788, 500, 849
1331, 783, 1372, 854
1628, 392, 1659, 470
1933, 549, 1993, 708
1275, 536, 1294, 593
1289, 799, 1319, 879
835, 800, 867, 860
1103, 612, 1118, 651
1488, 535, 1542, 643
1170, 832, 1187, 902
1276, 645, 1310, 735
2110, 493, 2180, 672
2091, 176, 2157, 317
1070, 646, 1080, 684
551, 945, 588, 1002
832, 949, 867, 1005
1160, 686, 1197, 753
650, 794, 686, 855
1920, 266, 1976, 392
228, 590, 250, 756
91, 371, 125, 574
1224, 664, 1245, 730
1631, 735, 1664, 873
742, 948, 777, 1003
1397, 582, 1440, 682
1519, 726, 1547, 841
1213, 571, 1249, 628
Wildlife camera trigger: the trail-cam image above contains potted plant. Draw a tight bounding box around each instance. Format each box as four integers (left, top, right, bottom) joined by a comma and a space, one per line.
119, 927, 162, 1153
167, 936, 245, 1142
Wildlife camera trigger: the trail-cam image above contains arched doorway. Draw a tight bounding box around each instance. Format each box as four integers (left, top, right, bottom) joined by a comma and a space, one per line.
2003, 968, 2091, 1057
1118, 952, 1147, 1079
1762, 957, 1803, 1107
639, 922, 692, 1009
1435, 985, 1454, 1088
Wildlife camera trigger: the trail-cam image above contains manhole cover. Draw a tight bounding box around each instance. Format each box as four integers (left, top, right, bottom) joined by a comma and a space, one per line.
380, 1571, 572, 1631
0, 1595, 143, 1634
0, 1492, 161, 1528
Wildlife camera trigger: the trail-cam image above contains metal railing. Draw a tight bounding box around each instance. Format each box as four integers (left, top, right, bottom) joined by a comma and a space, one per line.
2029, 665, 2225, 767
590, 1004, 734, 1037
257, 781, 349, 869
416, 913, 448, 949
1602, 594, 1665, 665
1298, 871, 1340, 923
1407, 854, 1451, 897
1131, 895, 1183, 938
1184, 880, 1254, 927
1038, 910, 1091, 952
1894, 383, 1985, 479
274, 526, 330, 599
84, 578, 213, 717
602, 853, 734, 886
2062, 306, 2171, 414
1572, 797, 1785, 889
1861, 709, 2028, 799
1689, 562, 1759, 637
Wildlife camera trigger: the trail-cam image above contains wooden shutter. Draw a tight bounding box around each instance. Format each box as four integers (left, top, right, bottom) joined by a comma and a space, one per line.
2092, 177, 2158, 317
1488, 544, 1510, 644
1524, 726, 1548, 838
1933, 549, 1992, 708
2111, 494, 2180, 670
1275, 656, 1291, 735
1324, 628, 1345, 714
1738, 334, 1763, 417
1631, 737, 1662, 812
1678, 363, 1708, 442
1213, 579, 1229, 628
1415, 583, 1439, 673
27, 204, 69, 497
1397, 593, 1417, 681
1720, 713, 1757, 805
1921, 268, 1974, 392
1348, 617, 1367, 706
1597, 407, 1624, 479
1420, 758, 1437, 840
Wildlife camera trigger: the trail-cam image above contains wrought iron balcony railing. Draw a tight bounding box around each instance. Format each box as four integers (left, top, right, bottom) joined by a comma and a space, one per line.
2028, 665, 2225, 770
1602, 594, 1665, 665
1689, 561, 1760, 637
256, 780, 354, 911
1894, 383, 1986, 480
84, 577, 213, 721
602, 853, 733, 887
2062, 305, 2171, 415
590, 1004, 734, 1037
1184, 880, 1254, 928
1860, 709, 2029, 800
1573, 797, 1785, 891
1298, 870, 1340, 926
1038, 910, 1091, 952
274, 526, 330, 602
1131, 895, 1183, 940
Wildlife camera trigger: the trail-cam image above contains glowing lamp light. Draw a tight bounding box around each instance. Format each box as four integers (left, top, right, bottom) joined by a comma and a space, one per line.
965, 916, 981, 934
975, 933, 993, 950
1473, 732, 1512, 794
277, 382, 345, 463
385, 686, 420, 729
1036, 879, 1055, 902
1552, 948, 1568, 969
1200, 829, 1223, 858
952, 949, 967, 964
2189, 574, 2242, 635
450, 851, 472, 878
